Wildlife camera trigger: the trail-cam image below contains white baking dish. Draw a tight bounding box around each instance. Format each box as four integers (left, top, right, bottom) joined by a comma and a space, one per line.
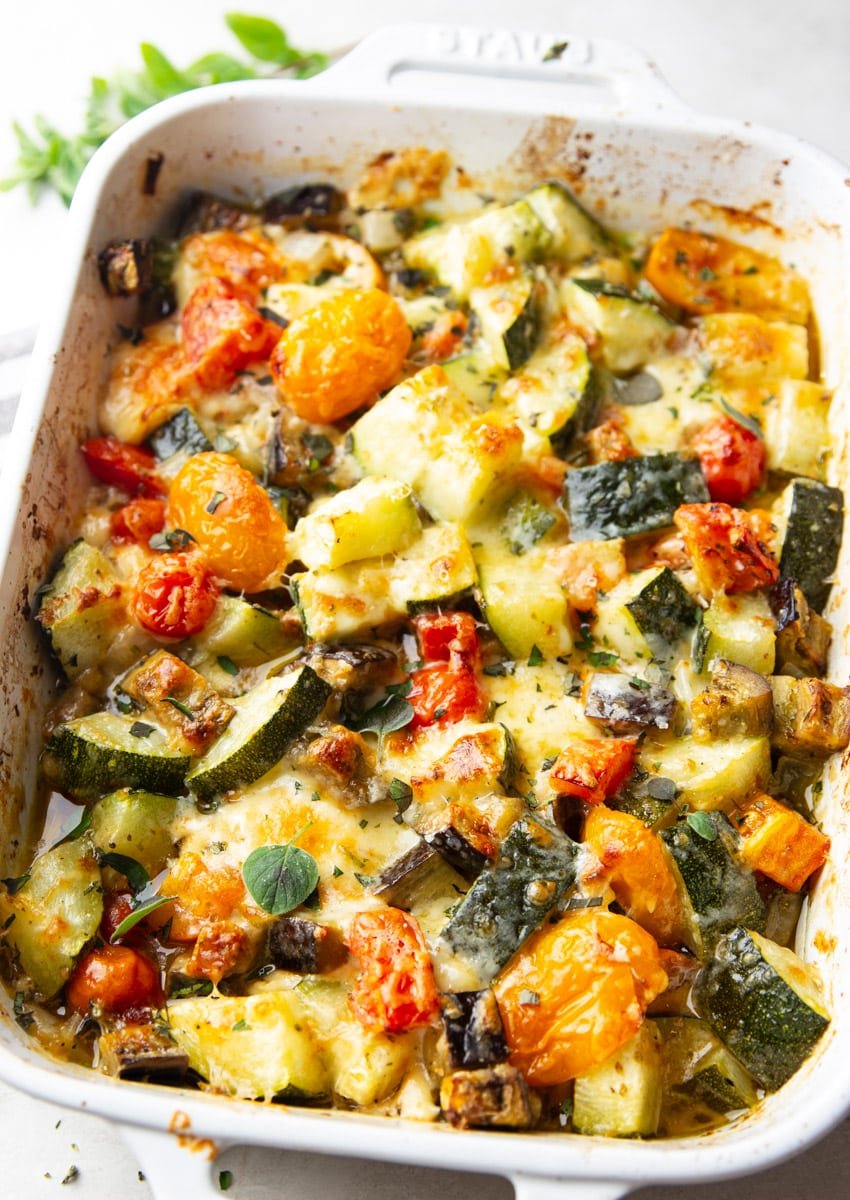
1, 23, 849, 1200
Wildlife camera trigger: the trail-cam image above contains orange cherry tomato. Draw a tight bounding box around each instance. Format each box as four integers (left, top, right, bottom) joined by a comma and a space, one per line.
110, 497, 167, 544
414, 611, 480, 668
691, 415, 765, 504
181, 277, 280, 391
407, 663, 487, 730
270, 287, 411, 423
132, 552, 219, 639
549, 738, 637, 806
582, 806, 685, 946
66, 945, 162, 1015
674, 501, 779, 594
181, 229, 284, 301
81, 437, 165, 497
493, 909, 667, 1086
348, 908, 440, 1034
168, 451, 288, 592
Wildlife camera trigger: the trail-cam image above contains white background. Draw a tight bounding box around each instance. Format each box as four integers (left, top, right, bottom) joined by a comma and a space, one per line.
1, 2, 849, 1197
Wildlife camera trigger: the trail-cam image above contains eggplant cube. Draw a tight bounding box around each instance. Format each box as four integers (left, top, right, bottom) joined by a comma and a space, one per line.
441, 989, 508, 1070
770, 676, 850, 757
691, 660, 774, 742
585, 672, 676, 732
440, 1064, 534, 1129
268, 916, 344, 974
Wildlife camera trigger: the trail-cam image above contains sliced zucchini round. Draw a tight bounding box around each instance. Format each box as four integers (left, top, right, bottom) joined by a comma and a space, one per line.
46, 712, 190, 800
185, 666, 331, 799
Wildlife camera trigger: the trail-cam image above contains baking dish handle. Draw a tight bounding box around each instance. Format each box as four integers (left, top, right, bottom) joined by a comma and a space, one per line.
511, 1174, 631, 1200
120, 1123, 233, 1198
307, 23, 687, 117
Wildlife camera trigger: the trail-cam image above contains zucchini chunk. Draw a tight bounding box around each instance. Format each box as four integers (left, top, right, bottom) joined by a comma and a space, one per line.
690, 660, 774, 742
46, 712, 190, 800
641, 734, 770, 812
476, 543, 572, 660
695, 593, 776, 676
291, 477, 421, 570
90, 789, 178, 878
0, 838, 103, 999
661, 813, 766, 957
765, 381, 830, 481
352, 365, 523, 524
120, 650, 235, 754
442, 989, 508, 1070
438, 818, 579, 984
440, 1064, 534, 1129
733, 792, 830, 892
693, 927, 829, 1091
769, 675, 850, 758
525, 180, 612, 261
699, 313, 808, 382
190, 595, 302, 670
769, 579, 831, 677
98, 1024, 191, 1082
563, 279, 675, 372
147, 407, 211, 460
500, 491, 556, 556
594, 566, 697, 664
495, 333, 596, 452
441, 349, 507, 407
565, 454, 708, 542
470, 274, 540, 371
777, 478, 844, 613
584, 673, 676, 732
656, 1016, 758, 1117
573, 1022, 663, 1137
185, 667, 331, 799
36, 540, 127, 680
267, 917, 345, 974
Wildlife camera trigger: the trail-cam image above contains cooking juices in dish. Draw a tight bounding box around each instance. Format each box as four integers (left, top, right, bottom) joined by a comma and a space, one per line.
4, 149, 844, 1138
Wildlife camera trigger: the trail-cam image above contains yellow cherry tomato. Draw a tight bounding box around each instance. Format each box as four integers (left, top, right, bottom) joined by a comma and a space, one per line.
169, 452, 287, 592
270, 287, 411, 423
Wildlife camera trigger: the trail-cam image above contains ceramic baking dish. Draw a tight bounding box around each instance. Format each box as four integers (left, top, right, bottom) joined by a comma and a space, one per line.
1, 23, 849, 1200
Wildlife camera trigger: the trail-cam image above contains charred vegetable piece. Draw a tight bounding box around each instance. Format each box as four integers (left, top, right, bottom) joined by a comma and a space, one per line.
733, 792, 830, 892
438, 818, 579, 983
661, 813, 765, 957
441, 989, 508, 1070
263, 183, 344, 221
370, 841, 468, 910
439, 1064, 534, 1129
146, 407, 211, 460
573, 1022, 663, 1137
690, 660, 774, 742
770, 675, 850, 758
98, 1024, 191, 1081
584, 672, 676, 732
565, 454, 709, 541
777, 478, 844, 613
693, 927, 829, 1091
121, 650, 235, 754
98, 238, 152, 296
174, 190, 255, 236
769, 579, 832, 677
268, 916, 345, 974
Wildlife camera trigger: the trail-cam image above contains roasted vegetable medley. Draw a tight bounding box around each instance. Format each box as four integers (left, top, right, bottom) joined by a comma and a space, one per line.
4, 148, 843, 1138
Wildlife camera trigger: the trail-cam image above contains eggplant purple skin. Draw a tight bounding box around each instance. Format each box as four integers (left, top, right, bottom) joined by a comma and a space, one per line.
424, 826, 489, 881
174, 189, 255, 237
268, 915, 344, 973
442, 989, 508, 1070
769, 577, 801, 633
584, 672, 676, 732
263, 183, 344, 221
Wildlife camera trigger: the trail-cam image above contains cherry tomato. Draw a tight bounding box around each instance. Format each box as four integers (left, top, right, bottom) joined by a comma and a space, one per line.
407, 663, 487, 729
418, 309, 468, 361
691, 415, 765, 504
549, 738, 636, 806
674, 502, 779, 594
66, 945, 162, 1015
110, 497, 166, 544
168, 452, 288, 592
81, 437, 164, 497
132, 552, 219, 639
414, 611, 480, 668
182, 277, 280, 391
270, 287, 411, 423
348, 908, 440, 1034
181, 229, 284, 301
493, 910, 667, 1085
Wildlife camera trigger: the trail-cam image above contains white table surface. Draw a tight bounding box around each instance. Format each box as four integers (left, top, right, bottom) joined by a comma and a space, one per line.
1, 2, 849, 1196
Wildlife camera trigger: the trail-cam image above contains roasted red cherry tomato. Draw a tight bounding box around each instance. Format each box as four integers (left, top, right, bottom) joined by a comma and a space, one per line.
407, 662, 487, 729
181, 277, 281, 391
691, 415, 765, 504
414, 611, 480, 668
674, 502, 779, 595
81, 437, 164, 497
66, 945, 162, 1015
110, 497, 166, 544
549, 738, 637, 806
132, 552, 219, 639
348, 908, 440, 1034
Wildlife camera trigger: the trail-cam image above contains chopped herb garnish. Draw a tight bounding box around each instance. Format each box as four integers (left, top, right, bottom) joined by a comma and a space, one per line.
1, 873, 30, 895
359, 818, 369, 829
542, 40, 568, 61
354, 872, 372, 888
164, 695, 195, 719
169, 977, 214, 1000
483, 661, 514, 677
148, 528, 196, 551
206, 490, 226, 514
629, 676, 651, 691
129, 721, 155, 738
588, 650, 618, 668
332, 865, 344, 878
527, 644, 544, 667
219, 1169, 234, 1192
258, 306, 289, 327
110, 894, 173, 941
310, 791, 320, 803
232, 1019, 250, 1032
114, 692, 134, 713
217, 655, 239, 676
541, 755, 557, 771
301, 432, 334, 463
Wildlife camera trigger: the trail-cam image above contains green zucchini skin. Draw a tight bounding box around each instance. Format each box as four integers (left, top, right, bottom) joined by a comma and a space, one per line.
439, 818, 579, 983
146, 406, 211, 459
565, 454, 709, 541
625, 566, 698, 651
778, 478, 844, 612
46, 713, 190, 800
693, 927, 830, 1091
661, 813, 766, 957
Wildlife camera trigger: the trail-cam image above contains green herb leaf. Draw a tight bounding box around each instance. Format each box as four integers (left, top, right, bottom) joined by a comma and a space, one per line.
571, 277, 631, 299
686, 810, 718, 841
542, 41, 568, 62
51, 807, 93, 848
149, 528, 196, 551
170, 976, 214, 999
218, 1169, 234, 1192
140, 43, 191, 96
225, 13, 291, 62
217, 655, 239, 676
129, 721, 155, 738
98, 851, 150, 895
527, 644, 544, 667
164, 695, 195, 719
351, 694, 414, 753
588, 650, 618, 668
110, 894, 173, 942
716, 396, 764, 440
354, 871, 372, 888
388, 778, 413, 815
1, 874, 30, 896
231, 1018, 251, 1032
242, 833, 319, 915
206, 490, 226, 514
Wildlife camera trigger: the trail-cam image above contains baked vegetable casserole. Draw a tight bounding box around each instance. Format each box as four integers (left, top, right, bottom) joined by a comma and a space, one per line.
3, 148, 844, 1139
